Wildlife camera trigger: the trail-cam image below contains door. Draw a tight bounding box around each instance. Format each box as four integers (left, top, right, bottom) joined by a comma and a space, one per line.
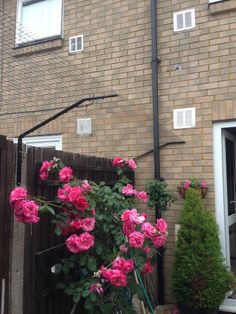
223, 130, 236, 275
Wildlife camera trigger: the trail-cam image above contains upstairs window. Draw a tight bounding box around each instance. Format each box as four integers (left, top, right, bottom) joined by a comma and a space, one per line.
16, 0, 63, 45
173, 9, 195, 32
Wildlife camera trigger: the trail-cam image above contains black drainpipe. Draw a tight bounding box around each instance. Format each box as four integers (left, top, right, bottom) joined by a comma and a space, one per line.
151, 0, 165, 305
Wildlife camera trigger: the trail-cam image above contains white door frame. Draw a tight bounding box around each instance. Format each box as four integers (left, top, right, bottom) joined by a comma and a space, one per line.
213, 121, 236, 312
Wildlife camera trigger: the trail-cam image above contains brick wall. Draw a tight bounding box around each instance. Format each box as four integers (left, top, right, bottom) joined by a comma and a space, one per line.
1, 0, 236, 308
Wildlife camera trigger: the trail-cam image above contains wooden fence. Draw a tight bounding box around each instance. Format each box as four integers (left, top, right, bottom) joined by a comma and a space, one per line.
23, 146, 134, 314
0, 137, 135, 314
0, 136, 16, 314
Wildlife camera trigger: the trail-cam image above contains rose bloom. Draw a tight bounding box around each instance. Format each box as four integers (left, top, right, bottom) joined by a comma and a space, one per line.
129, 208, 145, 225
121, 209, 131, 221
39, 171, 49, 181
10, 186, 27, 205
127, 159, 137, 171
142, 222, 156, 239
112, 257, 125, 270
100, 266, 112, 281
68, 186, 83, 202
15, 200, 39, 224
57, 184, 73, 203
201, 179, 207, 188
77, 232, 94, 251
123, 259, 134, 273
119, 244, 128, 253
59, 166, 73, 183
141, 258, 153, 274
108, 269, 127, 287
129, 231, 145, 248
112, 157, 124, 167
40, 160, 52, 172
123, 220, 135, 236
155, 218, 168, 234
70, 220, 82, 230
122, 184, 136, 196
183, 180, 191, 189
66, 232, 94, 253
91, 208, 96, 216
81, 217, 95, 232
73, 196, 89, 212
82, 180, 92, 192
90, 283, 103, 295
143, 247, 151, 255
152, 235, 166, 248
137, 191, 148, 203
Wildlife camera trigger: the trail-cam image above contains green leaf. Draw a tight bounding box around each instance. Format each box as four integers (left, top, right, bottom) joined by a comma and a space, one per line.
47, 206, 56, 215
90, 292, 97, 302
80, 255, 87, 266
73, 293, 81, 303
87, 258, 97, 272
95, 244, 103, 255
54, 227, 62, 236
82, 290, 90, 298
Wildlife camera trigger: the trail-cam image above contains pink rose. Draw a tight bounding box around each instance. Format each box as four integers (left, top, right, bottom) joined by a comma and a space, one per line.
40, 161, 52, 172
90, 283, 103, 294
82, 180, 92, 192
39, 171, 49, 181
91, 208, 96, 216
77, 232, 94, 251
119, 244, 128, 253
123, 220, 135, 236
129, 231, 145, 248
112, 157, 124, 167
137, 191, 148, 203
73, 196, 89, 212
15, 200, 39, 224
69, 220, 82, 230
141, 258, 153, 274
57, 184, 73, 202
129, 208, 145, 225
155, 218, 168, 234
142, 222, 156, 239
201, 179, 207, 188
59, 166, 73, 183
127, 159, 137, 171
121, 209, 131, 221
109, 269, 127, 287
123, 259, 134, 273
81, 217, 95, 232
183, 180, 191, 189
100, 266, 112, 280
68, 186, 83, 202
143, 247, 151, 255
10, 187, 27, 205
122, 184, 136, 196
112, 257, 125, 270
152, 235, 166, 248
66, 232, 94, 253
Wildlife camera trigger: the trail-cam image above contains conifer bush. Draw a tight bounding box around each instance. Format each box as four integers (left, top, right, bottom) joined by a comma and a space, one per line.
172, 189, 236, 313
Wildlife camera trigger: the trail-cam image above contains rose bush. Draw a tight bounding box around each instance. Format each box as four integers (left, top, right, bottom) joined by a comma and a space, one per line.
10, 157, 168, 313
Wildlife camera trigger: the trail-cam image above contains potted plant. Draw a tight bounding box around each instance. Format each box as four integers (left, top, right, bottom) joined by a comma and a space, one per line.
177, 177, 208, 198
172, 189, 236, 314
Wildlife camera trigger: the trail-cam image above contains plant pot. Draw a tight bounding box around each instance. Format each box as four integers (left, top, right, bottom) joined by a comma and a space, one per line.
179, 305, 217, 314
177, 186, 208, 199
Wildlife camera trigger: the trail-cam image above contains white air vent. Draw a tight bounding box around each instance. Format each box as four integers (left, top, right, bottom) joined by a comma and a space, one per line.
77, 118, 92, 135
69, 35, 83, 53
173, 9, 195, 32
173, 108, 196, 129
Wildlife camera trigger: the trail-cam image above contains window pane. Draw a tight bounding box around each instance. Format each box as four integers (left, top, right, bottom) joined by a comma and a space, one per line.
18, 0, 62, 42
185, 11, 192, 28
176, 14, 184, 30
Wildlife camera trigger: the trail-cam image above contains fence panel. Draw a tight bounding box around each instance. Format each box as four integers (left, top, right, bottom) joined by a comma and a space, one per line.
0, 136, 16, 314
24, 147, 134, 314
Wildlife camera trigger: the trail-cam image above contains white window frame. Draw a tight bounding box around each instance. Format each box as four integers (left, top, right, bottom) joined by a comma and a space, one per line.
69, 35, 84, 53
209, 0, 223, 3
16, 0, 63, 45
173, 8, 195, 32
13, 135, 62, 150
173, 108, 196, 129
